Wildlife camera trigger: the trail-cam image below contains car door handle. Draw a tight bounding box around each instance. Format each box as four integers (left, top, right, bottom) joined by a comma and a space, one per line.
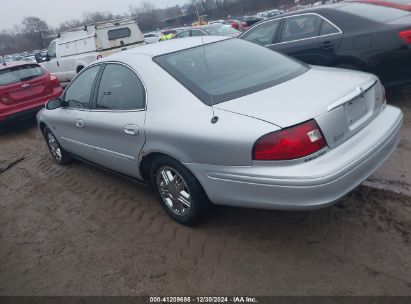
75, 119, 85, 128
321, 41, 334, 49
123, 124, 139, 136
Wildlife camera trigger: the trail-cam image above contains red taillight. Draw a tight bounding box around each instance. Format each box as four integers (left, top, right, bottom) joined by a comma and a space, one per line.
399, 30, 411, 44
50, 75, 57, 81
253, 120, 327, 161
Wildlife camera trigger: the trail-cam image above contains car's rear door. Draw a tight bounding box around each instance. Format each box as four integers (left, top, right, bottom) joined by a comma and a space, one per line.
272, 13, 343, 66
82, 62, 147, 178
51, 64, 101, 158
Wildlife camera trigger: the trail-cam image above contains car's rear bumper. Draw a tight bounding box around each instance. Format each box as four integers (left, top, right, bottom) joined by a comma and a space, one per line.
0, 88, 62, 124
185, 105, 403, 210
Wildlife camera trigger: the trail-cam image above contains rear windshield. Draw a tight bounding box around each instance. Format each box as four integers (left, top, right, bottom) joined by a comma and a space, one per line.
154, 39, 308, 105
0, 64, 45, 86
108, 27, 131, 40
337, 3, 411, 21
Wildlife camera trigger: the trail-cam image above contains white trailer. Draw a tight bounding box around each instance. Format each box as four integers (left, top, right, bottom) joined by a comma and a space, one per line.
39, 18, 145, 82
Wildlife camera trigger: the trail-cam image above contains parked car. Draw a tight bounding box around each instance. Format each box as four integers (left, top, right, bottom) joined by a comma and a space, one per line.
239, 16, 266, 31
240, 2, 411, 87
0, 62, 62, 125
174, 24, 241, 39
37, 18, 145, 83
345, 0, 411, 11
37, 37, 402, 225
223, 19, 248, 31
144, 32, 162, 44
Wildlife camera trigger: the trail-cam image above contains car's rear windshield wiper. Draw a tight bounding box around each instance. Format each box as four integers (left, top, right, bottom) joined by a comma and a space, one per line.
20, 75, 39, 82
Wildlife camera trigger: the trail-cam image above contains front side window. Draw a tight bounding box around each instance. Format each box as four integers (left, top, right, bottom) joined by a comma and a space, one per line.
280, 15, 322, 43
64, 65, 100, 109
154, 39, 308, 105
96, 64, 145, 110
108, 28, 131, 40
241, 20, 280, 46
48, 41, 57, 59
0, 64, 45, 86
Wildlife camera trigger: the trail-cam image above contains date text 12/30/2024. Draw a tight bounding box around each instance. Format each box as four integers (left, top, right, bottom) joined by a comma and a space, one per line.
149, 297, 258, 303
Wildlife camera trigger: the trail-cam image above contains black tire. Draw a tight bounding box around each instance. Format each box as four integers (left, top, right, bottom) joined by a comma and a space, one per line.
43, 126, 72, 166
150, 156, 213, 226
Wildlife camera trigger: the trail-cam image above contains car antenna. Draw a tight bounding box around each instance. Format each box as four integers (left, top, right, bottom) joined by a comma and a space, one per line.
201, 31, 219, 124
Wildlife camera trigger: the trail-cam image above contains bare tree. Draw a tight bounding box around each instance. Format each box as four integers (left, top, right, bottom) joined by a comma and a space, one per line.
129, 1, 160, 32
21, 17, 49, 49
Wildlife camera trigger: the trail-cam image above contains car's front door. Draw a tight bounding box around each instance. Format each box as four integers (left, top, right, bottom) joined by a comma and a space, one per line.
83, 63, 147, 178
272, 14, 343, 66
42, 40, 61, 77
51, 64, 101, 159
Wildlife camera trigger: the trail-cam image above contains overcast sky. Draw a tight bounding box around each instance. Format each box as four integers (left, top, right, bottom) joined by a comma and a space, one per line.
0, 0, 187, 31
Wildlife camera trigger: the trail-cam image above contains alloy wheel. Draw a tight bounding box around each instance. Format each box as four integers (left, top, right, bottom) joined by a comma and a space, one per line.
156, 166, 192, 216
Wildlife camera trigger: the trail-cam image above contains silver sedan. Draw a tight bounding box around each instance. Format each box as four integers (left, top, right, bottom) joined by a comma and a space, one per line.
37, 37, 403, 225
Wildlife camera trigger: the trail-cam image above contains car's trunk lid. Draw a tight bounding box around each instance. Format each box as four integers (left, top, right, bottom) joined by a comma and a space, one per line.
0, 64, 50, 105
216, 66, 385, 148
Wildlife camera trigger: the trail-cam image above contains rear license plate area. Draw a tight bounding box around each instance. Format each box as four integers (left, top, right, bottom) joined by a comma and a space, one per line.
345, 96, 368, 126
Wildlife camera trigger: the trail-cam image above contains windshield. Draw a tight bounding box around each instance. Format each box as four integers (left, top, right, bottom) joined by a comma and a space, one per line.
203, 25, 240, 36
154, 39, 308, 105
0, 64, 45, 86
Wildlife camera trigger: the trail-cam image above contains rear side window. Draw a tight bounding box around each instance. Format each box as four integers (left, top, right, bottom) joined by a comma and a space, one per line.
280, 15, 322, 42
178, 31, 190, 38
154, 39, 308, 105
108, 28, 131, 40
337, 3, 410, 21
191, 30, 205, 37
242, 20, 280, 46
0, 64, 45, 86
96, 64, 145, 110
320, 19, 340, 35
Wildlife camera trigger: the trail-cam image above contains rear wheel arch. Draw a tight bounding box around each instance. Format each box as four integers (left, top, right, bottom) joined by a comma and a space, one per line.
76, 65, 84, 73
332, 59, 367, 71
140, 152, 184, 182
39, 121, 47, 136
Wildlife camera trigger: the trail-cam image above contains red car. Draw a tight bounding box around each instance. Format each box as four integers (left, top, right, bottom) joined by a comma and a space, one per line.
345, 0, 411, 11
223, 20, 248, 31
0, 62, 62, 125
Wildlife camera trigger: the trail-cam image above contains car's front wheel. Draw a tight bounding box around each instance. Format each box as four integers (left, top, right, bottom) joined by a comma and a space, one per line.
44, 126, 72, 166
150, 156, 212, 225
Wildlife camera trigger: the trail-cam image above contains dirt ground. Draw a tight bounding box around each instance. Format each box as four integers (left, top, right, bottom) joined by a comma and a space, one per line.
0, 86, 410, 296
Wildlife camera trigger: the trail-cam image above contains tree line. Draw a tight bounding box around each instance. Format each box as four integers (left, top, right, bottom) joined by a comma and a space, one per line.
0, 0, 304, 55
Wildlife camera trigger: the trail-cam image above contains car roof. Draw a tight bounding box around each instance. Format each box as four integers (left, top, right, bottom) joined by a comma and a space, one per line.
265, 3, 348, 19
0, 61, 38, 71
113, 36, 229, 58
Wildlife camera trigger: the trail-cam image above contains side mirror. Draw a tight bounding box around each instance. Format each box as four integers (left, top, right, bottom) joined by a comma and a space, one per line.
46, 98, 63, 110
35, 53, 43, 63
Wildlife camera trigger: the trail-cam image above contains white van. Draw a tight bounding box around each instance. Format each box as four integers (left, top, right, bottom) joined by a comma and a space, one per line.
39, 19, 145, 82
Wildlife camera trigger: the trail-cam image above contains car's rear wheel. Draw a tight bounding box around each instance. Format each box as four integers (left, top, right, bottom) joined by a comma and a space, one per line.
150, 156, 212, 225
44, 126, 72, 166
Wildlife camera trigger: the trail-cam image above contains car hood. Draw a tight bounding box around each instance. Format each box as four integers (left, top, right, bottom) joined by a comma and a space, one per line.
215, 66, 376, 128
